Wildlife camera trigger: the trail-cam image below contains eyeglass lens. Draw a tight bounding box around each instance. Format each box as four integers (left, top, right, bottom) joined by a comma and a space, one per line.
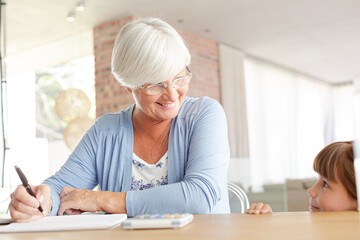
147, 78, 187, 94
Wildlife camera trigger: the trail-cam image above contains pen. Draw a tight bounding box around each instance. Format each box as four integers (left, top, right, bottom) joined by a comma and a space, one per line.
14, 166, 46, 216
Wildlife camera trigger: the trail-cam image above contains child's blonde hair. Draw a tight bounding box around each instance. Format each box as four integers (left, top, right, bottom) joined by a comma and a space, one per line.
313, 141, 357, 200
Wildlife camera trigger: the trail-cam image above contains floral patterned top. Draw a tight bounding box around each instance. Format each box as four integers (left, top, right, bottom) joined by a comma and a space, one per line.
130, 152, 168, 191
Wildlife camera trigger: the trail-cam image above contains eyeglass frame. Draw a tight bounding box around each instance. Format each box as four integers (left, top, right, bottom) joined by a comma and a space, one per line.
138, 66, 192, 95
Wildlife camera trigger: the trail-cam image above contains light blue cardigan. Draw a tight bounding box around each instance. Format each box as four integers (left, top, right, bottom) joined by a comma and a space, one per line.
44, 97, 230, 216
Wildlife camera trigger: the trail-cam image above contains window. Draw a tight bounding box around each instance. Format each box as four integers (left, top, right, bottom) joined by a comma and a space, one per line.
35, 56, 95, 175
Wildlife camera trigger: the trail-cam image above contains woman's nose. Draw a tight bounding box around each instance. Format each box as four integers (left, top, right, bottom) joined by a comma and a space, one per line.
164, 83, 179, 99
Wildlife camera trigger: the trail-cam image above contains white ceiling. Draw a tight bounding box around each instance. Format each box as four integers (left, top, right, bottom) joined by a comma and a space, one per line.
6, 0, 360, 84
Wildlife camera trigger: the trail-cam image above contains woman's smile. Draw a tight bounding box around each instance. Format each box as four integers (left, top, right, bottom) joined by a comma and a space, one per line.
157, 102, 176, 108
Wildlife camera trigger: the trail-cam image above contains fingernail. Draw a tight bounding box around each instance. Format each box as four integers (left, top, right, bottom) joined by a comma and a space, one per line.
255, 210, 259, 214
39, 195, 44, 203
249, 209, 254, 213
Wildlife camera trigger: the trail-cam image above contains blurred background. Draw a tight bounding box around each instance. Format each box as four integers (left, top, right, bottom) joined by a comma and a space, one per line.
1, 0, 360, 213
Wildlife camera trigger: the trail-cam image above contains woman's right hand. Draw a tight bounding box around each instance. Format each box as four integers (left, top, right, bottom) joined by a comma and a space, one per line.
9, 184, 52, 222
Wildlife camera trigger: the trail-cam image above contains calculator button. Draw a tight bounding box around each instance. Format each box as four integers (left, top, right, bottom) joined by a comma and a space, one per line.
165, 215, 174, 218
176, 214, 184, 218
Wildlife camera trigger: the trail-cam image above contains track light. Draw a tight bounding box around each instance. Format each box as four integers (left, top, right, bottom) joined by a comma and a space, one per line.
66, 11, 76, 22
75, 2, 85, 12
66, 1, 85, 22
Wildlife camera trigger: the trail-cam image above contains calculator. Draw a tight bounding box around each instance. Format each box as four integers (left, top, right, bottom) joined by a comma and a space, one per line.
121, 213, 194, 229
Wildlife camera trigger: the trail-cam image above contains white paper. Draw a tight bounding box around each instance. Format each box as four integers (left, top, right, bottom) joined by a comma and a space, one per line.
0, 214, 127, 232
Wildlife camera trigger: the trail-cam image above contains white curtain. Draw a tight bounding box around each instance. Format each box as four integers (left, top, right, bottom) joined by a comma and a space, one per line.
355, 77, 360, 144
354, 78, 360, 205
244, 57, 334, 188
219, 47, 356, 190
332, 84, 356, 142
219, 44, 249, 158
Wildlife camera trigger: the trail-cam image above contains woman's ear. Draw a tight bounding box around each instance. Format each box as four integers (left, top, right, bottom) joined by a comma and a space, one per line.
126, 88, 132, 94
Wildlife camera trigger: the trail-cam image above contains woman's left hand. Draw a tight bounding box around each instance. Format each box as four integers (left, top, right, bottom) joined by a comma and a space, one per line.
58, 187, 102, 215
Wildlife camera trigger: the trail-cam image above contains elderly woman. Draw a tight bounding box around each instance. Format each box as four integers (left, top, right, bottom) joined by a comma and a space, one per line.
9, 17, 230, 222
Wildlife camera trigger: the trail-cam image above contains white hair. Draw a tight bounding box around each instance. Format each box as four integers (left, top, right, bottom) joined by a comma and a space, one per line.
111, 17, 191, 89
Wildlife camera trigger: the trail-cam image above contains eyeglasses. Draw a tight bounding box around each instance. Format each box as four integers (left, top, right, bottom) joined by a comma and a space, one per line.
139, 67, 192, 95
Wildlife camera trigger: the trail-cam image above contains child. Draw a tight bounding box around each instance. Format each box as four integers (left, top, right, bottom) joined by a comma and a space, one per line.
307, 141, 358, 211
246, 141, 358, 214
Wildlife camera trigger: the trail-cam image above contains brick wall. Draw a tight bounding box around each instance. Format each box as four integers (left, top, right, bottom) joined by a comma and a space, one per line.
94, 16, 220, 117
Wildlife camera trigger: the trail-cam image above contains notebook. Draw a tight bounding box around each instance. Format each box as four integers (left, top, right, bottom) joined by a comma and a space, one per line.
0, 213, 127, 232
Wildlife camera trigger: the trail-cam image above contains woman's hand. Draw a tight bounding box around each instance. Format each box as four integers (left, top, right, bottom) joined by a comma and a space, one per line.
58, 187, 101, 215
246, 202, 272, 215
9, 184, 52, 222
58, 187, 127, 215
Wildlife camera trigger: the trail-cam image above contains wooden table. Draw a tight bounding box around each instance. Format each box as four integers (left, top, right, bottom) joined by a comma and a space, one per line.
1, 212, 360, 240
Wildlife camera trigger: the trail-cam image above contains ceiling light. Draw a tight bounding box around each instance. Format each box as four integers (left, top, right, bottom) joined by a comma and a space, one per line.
76, 2, 85, 11
66, 11, 76, 22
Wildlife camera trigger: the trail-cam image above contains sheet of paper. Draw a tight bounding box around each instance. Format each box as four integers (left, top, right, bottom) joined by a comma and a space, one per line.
0, 214, 127, 232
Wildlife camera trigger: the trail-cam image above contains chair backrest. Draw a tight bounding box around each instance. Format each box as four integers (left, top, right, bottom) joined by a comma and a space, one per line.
228, 182, 250, 213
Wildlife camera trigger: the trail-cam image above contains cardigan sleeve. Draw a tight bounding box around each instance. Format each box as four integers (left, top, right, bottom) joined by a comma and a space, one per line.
126, 98, 230, 216
43, 122, 99, 216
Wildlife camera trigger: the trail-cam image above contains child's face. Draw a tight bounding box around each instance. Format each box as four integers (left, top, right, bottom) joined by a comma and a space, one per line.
307, 175, 358, 211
